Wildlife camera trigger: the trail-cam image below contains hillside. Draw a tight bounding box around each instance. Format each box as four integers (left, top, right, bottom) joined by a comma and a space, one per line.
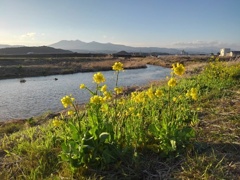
50, 40, 182, 54
0, 46, 73, 55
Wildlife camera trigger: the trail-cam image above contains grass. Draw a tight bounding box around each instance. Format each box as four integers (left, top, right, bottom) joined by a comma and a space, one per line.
0, 58, 239, 179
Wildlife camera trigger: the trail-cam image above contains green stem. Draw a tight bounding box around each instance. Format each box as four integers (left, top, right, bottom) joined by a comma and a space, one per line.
72, 103, 82, 133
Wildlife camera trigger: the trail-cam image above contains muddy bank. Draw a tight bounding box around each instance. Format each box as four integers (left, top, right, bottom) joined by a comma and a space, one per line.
0, 55, 232, 80
0, 56, 148, 80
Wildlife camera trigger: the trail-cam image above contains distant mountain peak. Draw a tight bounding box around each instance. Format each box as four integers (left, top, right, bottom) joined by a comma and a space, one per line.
49, 40, 218, 54
49, 40, 181, 54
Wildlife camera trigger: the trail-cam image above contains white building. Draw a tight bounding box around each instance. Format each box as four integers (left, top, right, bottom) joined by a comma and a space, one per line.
220, 48, 230, 56
220, 48, 240, 57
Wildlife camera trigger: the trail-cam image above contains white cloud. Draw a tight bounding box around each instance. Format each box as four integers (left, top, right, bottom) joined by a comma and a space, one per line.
20, 32, 37, 41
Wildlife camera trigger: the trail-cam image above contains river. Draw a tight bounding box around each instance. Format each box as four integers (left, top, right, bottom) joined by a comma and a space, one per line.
0, 65, 171, 121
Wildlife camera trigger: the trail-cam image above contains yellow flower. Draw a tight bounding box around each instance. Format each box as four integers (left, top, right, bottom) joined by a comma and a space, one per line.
101, 105, 108, 112
93, 72, 105, 84
118, 98, 126, 105
155, 89, 163, 97
186, 88, 198, 100
90, 95, 103, 104
80, 84, 85, 89
67, 110, 74, 116
190, 88, 198, 100
146, 87, 154, 99
173, 97, 177, 102
100, 84, 107, 92
133, 92, 145, 103
103, 91, 112, 101
172, 63, 185, 76
136, 113, 141, 118
52, 117, 63, 127
112, 62, 124, 71
168, 77, 177, 87
114, 87, 123, 95
61, 95, 75, 108
128, 107, 134, 112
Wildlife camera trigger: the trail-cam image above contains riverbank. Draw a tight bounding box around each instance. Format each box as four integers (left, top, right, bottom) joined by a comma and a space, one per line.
0, 56, 238, 124
0, 55, 233, 80
1, 59, 239, 179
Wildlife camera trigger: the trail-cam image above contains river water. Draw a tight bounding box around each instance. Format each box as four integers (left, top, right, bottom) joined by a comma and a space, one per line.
0, 65, 170, 121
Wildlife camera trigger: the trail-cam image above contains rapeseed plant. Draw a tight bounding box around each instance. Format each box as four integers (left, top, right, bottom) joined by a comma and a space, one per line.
100, 84, 107, 92
79, 83, 85, 89
93, 72, 105, 84
172, 63, 185, 76
112, 61, 124, 71
52, 117, 63, 127
155, 89, 164, 97
57, 61, 198, 170
168, 77, 177, 87
90, 95, 103, 104
61, 95, 75, 108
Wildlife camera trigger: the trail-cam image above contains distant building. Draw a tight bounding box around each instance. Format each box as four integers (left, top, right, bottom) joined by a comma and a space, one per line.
230, 51, 240, 57
220, 48, 240, 57
220, 48, 231, 56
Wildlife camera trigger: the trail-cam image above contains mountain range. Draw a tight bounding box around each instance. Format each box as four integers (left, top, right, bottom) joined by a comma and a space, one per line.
0, 46, 72, 55
49, 40, 183, 54
0, 40, 221, 55
50, 40, 222, 54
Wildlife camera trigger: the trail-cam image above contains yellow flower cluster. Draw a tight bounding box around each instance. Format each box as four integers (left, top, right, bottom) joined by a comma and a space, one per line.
61, 95, 75, 108
168, 77, 177, 87
118, 98, 126, 105
79, 84, 85, 89
67, 110, 74, 116
100, 84, 107, 92
52, 117, 63, 127
93, 72, 105, 84
146, 87, 154, 99
155, 89, 163, 98
131, 91, 145, 103
103, 91, 112, 101
112, 62, 124, 71
90, 95, 103, 104
114, 87, 123, 95
172, 63, 185, 76
186, 88, 198, 100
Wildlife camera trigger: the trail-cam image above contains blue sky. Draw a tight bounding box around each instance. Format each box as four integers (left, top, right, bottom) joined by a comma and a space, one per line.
1, 0, 240, 49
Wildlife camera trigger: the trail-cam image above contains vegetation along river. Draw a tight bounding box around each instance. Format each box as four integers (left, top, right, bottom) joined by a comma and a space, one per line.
0, 65, 171, 121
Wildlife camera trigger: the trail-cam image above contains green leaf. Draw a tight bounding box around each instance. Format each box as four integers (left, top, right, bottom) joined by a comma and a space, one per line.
69, 122, 79, 140
148, 123, 159, 136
